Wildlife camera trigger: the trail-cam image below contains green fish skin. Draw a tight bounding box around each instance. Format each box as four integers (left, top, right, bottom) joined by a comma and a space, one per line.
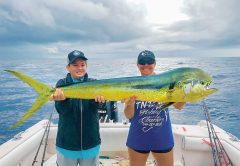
5, 67, 217, 128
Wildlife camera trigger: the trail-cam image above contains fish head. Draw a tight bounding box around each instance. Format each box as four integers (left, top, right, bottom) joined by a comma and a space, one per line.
182, 77, 218, 102
172, 68, 218, 102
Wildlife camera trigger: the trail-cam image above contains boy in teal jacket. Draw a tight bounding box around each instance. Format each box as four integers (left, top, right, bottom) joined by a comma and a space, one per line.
51, 50, 105, 166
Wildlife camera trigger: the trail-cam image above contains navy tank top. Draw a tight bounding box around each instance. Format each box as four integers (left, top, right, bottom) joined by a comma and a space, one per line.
126, 100, 174, 151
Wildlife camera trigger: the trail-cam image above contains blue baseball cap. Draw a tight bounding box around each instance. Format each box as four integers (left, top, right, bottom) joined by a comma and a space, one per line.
67, 50, 88, 64
137, 50, 156, 65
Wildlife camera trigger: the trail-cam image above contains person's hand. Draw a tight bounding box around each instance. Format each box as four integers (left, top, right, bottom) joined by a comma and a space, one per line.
95, 95, 105, 103
49, 88, 66, 101
174, 102, 186, 110
121, 96, 137, 106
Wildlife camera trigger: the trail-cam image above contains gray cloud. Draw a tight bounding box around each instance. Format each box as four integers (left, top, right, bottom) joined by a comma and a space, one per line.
162, 0, 240, 49
0, 0, 239, 58
0, 0, 149, 46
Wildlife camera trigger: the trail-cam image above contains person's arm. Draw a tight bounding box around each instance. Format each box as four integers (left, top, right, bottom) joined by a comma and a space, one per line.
173, 102, 186, 110
122, 96, 136, 119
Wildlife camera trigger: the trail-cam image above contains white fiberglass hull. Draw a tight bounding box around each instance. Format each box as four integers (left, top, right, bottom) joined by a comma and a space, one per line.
0, 120, 239, 166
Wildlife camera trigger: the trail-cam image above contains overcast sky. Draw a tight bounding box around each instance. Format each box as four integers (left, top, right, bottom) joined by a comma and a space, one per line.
0, 0, 240, 59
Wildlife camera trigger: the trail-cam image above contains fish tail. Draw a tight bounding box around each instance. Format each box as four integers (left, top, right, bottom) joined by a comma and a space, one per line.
4, 70, 54, 129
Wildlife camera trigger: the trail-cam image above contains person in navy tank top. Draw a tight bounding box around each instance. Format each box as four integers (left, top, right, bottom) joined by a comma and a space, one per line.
122, 50, 186, 166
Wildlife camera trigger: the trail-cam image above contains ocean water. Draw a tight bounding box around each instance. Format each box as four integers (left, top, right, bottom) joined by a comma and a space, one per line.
0, 57, 239, 144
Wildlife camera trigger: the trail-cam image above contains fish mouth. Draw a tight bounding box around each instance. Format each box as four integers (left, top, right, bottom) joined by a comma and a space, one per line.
201, 79, 217, 93
205, 85, 211, 90
205, 86, 218, 95
187, 86, 218, 102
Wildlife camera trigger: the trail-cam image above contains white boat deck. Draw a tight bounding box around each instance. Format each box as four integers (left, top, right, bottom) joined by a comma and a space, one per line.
43, 154, 184, 166
0, 120, 239, 166
43, 154, 160, 166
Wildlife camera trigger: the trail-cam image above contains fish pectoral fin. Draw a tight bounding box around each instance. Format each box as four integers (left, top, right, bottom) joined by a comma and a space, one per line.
166, 89, 175, 97
167, 89, 175, 93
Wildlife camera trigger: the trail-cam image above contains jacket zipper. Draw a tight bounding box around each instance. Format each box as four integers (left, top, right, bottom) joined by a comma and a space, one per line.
80, 99, 83, 150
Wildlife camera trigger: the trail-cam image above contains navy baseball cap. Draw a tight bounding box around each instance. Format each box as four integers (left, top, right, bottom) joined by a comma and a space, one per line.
137, 50, 156, 65
67, 50, 88, 64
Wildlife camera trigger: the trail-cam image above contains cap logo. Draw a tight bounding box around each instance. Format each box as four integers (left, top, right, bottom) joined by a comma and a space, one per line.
141, 52, 146, 56
73, 50, 81, 56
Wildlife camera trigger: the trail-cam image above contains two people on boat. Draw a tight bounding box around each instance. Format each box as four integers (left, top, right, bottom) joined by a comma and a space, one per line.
50, 50, 185, 166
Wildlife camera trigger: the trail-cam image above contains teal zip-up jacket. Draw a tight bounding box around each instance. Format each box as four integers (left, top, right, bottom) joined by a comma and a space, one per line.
55, 73, 105, 151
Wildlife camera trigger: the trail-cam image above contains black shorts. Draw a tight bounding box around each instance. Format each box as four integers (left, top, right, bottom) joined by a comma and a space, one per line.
132, 147, 173, 154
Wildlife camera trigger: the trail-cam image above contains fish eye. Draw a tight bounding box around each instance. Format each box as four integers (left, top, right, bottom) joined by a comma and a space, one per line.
200, 81, 205, 85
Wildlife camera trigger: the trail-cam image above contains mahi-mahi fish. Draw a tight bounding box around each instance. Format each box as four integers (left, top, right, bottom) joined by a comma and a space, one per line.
5, 67, 217, 128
